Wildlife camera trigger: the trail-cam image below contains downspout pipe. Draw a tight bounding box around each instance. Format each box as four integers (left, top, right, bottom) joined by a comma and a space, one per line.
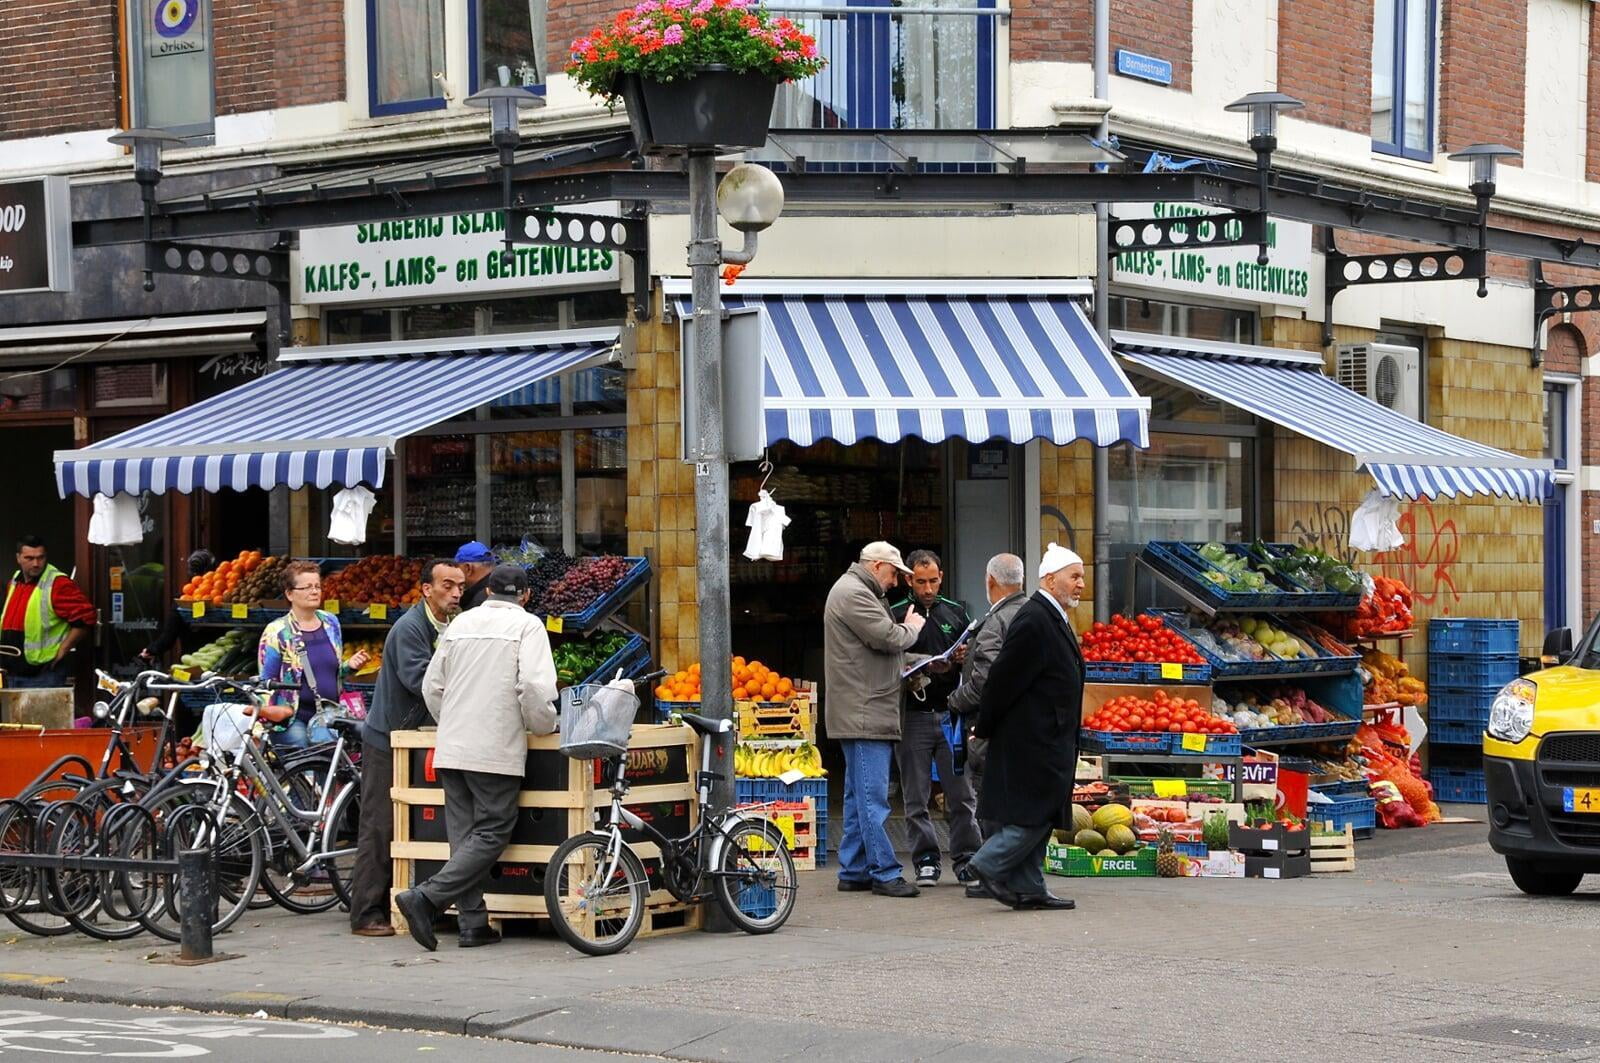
1092, 0, 1113, 621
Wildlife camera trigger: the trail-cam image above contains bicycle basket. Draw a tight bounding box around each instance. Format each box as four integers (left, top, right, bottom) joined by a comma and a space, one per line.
559, 682, 638, 759
199, 702, 257, 757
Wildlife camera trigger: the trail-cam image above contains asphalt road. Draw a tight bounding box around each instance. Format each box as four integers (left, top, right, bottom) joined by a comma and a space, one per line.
0, 1001, 658, 1060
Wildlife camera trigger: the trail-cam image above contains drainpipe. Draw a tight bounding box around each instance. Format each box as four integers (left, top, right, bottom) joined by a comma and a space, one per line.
1092, 0, 1112, 621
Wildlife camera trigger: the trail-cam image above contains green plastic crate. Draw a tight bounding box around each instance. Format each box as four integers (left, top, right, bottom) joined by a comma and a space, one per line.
1044, 839, 1156, 877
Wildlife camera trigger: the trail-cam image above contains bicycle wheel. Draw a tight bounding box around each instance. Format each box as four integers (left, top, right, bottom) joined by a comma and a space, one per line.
145, 779, 264, 934
49, 800, 146, 941
714, 818, 798, 935
0, 800, 43, 924
543, 832, 648, 957
5, 801, 79, 937
260, 773, 341, 914
321, 780, 361, 909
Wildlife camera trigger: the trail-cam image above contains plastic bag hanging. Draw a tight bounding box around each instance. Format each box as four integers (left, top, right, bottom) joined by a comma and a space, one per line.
1349, 489, 1405, 552
87, 493, 143, 546
327, 485, 378, 546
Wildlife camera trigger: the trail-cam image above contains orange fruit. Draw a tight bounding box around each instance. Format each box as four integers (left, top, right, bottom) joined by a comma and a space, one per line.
760, 683, 777, 699
655, 686, 670, 699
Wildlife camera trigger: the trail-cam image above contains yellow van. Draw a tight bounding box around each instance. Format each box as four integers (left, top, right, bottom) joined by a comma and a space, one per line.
1484, 627, 1600, 895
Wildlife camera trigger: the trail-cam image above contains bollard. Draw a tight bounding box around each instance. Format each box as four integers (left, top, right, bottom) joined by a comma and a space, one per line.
177, 848, 214, 963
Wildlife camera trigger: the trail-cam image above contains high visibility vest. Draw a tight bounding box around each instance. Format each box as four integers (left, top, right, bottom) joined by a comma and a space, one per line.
4, 565, 70, 666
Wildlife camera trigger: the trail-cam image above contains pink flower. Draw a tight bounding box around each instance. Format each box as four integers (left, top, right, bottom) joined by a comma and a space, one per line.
780, 49, 798, 61
694, 0, 714, 9
633, 0, 658, 12
663, 23, 685, 43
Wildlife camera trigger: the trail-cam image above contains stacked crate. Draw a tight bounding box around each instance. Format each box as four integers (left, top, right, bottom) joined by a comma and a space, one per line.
1426, 618, 1519, 804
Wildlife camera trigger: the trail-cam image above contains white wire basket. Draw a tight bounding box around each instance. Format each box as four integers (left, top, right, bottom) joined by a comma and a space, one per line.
559, 681, 638, 760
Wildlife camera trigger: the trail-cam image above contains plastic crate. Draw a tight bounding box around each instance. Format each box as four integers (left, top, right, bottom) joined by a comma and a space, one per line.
1429, 767, 1487, 804
578, 634, 650, 687
1078, 729, 1243, 758
1083, 660, 1212, 684
1428, 618, 1520, 655
1428, 688, 1498, 724
735, 779, 829, 866
1143, 543, 1293, 610
1429, 720, 1486, 746
1428, 653, 1519, 688
1311, 779, 1370, 798
545, 557, 651, 632
1308, 792, 1377, 835
1235, 543, 1364, 609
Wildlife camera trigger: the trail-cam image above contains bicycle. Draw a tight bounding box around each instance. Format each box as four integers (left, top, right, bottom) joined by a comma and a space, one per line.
543, 680, 798, 957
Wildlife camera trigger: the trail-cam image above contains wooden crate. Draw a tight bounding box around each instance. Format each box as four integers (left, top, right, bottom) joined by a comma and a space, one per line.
736, 798, 816, 871
1310, 824, 1357, 873
389, 724, 702, 937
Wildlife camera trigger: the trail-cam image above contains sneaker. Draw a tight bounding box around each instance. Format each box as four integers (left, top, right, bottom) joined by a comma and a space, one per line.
915, 862, 940, 887
871, 877, 921, 898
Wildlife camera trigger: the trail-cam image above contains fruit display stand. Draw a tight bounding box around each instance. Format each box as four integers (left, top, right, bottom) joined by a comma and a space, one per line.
1078, 682, 1246, 802
388, 724, 701, 936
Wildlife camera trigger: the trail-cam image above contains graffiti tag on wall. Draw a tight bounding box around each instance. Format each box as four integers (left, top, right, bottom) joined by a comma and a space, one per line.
1286, 499, 1462, 608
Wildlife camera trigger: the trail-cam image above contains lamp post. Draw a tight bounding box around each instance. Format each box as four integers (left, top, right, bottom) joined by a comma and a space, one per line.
1448, 143, 1520, 297
1224, 91, 1303, 265
108, 128, 184, 291
687, 157, 782, 925
466, 86, 547, 264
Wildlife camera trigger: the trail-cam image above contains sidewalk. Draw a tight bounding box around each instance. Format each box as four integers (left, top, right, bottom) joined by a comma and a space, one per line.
6, 821, 1600, 1062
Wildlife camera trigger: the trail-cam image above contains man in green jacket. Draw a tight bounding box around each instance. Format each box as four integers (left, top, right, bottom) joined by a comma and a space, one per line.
824, 542, 927, 898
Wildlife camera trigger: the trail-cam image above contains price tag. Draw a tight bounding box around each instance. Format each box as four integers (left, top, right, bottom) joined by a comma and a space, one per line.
1181, 732, 1208, 752
368, 604, 388, 621
191, 601, 206, 619
1152, 779, 1188, 798
325, 599, 340, 614
109, 567, 124, 591
546, 615, 564, 634
231, 603, 249, 620
1160, 662, 1184, 681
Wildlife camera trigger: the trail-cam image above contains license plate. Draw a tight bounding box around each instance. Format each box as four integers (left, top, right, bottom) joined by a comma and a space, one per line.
1562, 788, 1600, 813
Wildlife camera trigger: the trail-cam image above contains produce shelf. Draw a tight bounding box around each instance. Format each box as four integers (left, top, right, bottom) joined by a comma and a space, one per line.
1233, 542, 1363, 610
538, 556, 651, 635
1079, 729, 1243, 758
578, 634, 650, 687
1150, 609, 1358, 680
1083, 660, 1212, 684
1128, 553, 1340, 618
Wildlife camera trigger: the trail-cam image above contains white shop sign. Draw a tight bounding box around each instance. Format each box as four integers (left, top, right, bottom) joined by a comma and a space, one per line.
1111, 202, 1313, 308
294, 201, 622, 305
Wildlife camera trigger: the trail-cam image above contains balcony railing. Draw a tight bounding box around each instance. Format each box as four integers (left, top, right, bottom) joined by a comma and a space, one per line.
767, 2, 1004, 130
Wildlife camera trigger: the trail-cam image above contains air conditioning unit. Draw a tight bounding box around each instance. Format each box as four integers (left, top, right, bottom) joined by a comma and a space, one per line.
1337, 342, 1420, 420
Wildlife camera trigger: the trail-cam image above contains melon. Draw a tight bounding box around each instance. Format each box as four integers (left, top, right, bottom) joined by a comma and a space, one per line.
1070, 804, 1093, 835
1074, 829, 1107, 853
1096, 849, 1119, 857
1105, 824, 1138, 854
1091, 803, 1134, 833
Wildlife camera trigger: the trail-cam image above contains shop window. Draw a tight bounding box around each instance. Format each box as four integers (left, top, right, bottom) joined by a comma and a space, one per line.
0, 368, 75, 414
1108, 295, 1255, 344
1371, 0, 1435, 161
399, 301, 480, 339
575, 427, 627, 555
368, 0, 448, 116
489, 430, 562, 549
92, 363, 168, 409
123, 0, 216, 139
324, 308, 396, 345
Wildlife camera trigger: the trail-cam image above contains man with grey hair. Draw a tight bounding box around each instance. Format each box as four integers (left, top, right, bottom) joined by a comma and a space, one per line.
965, 544, 1085, 911
947, 552, 1028, 895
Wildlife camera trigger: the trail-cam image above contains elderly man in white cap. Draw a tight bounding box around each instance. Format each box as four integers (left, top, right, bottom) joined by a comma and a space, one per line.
964, 543, 1085, 911
823, 541, 929, 898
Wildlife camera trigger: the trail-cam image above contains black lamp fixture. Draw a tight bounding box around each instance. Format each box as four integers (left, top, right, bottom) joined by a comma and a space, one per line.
1448, 143, 1520, 297
108, 127, 185, 291
466, 86, 547, 263
1224, 91, 1304, 265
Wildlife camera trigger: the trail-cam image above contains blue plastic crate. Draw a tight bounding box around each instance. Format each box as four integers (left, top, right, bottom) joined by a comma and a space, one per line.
1428, 720, 1485, 746
1308, 793, 1377, 834
736, 778, 828, 865
1429, 767, 1487, 804
1143, 543, 1297, 611
1078, 729, 1243, 757
1312, 780, 1370, 798
1429, 653, 1519, 688
1083, 660, 1212, 684
1428, 618, 1520, 655
578, 634, 650, 687
1235, 543, 1364, 609
1429, 688, 1498, 723
544, 557, 652, 632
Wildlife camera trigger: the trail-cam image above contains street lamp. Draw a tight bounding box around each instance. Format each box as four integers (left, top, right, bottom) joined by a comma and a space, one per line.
466, 86, 547, 263
1225, 91, 1303, 264
108, 128, 184, 291
716, 163, 785, 264
1448, 143, 1520, 297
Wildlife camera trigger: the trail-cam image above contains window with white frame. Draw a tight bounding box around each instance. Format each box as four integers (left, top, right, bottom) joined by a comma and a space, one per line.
1371, 0, 1435, 160
367, 0, 547, 117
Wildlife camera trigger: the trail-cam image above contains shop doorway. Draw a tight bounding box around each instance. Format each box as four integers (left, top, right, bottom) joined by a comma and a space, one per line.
1543, 380, 1575, 635
0, 425, 74, 573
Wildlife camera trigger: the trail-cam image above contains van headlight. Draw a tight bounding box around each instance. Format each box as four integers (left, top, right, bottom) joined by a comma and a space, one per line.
1486, 679, 1536, 743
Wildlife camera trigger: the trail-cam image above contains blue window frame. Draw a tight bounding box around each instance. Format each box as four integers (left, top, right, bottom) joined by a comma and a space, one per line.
367, 0, 448, 117
1371, 0, 1435, 160
469, 0, 548, 99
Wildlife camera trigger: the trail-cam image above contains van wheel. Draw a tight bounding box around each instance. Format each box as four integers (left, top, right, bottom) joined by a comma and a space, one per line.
1506, 857, 1583, 896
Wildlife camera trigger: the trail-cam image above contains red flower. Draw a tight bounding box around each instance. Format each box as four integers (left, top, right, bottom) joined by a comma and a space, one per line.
690, 15, 707, 27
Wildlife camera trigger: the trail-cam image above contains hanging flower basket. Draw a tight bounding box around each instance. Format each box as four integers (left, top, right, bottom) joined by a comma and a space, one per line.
567, 0, 826, 155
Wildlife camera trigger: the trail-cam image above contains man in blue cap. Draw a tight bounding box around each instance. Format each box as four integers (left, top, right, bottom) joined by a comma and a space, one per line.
454, 541, 497, 611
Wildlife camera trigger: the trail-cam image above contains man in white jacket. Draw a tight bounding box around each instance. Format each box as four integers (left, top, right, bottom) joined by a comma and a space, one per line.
395, 564, 558, 951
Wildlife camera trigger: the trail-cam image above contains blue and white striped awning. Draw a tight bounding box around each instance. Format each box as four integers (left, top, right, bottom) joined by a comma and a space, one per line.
1116, 334, 1553, 502
55, 330, 618, 498
672, 288, 1149, 449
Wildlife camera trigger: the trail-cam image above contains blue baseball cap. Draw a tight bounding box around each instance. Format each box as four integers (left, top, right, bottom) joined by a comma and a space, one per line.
453, 541, 497, 564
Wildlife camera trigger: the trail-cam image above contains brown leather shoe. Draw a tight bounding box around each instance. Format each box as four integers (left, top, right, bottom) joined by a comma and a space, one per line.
352, 923, 397, 937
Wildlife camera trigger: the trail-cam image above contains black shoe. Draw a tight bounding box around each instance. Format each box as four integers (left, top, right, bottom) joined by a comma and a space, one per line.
837, 878, 873, 892
458, 925, 502, 948
954, 862, 977, 884
967, 867, 1019, 908
1014, 893, 1076, 910
395, 889, 439, 952
964, 882, 991, 899
870, 877, 921, 898
914, 861, 941, 887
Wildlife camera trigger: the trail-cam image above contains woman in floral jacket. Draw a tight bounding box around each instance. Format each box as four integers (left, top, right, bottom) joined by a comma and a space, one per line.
257, 560, 370, 747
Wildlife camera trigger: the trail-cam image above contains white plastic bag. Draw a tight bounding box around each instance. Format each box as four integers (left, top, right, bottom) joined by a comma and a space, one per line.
1349, 489, 1405, 552
742, 490, 791, 561
87, 494, 143, 546
328, 485, 378, 546
199, 702, 257, 757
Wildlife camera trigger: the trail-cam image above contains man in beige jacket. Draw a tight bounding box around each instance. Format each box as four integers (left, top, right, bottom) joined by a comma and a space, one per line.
396, 564, 557, 951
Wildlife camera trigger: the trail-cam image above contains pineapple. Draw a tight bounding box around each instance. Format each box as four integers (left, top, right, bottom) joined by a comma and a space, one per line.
1156, 827, 1183, 878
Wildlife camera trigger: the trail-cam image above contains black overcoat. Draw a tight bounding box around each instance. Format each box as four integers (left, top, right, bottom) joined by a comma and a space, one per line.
973, 590, 1083, 827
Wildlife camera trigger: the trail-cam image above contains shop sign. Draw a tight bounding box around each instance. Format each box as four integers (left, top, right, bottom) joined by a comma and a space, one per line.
294, 202, 622, 305
0, 176, 73, 296
1111, 202, 1312, 308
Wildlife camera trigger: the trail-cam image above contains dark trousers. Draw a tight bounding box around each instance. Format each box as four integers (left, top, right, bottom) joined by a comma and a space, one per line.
415, 767, 520, 931
348, 742, 394, 930
895, 709, 981, 867
969, 822, 1053, 897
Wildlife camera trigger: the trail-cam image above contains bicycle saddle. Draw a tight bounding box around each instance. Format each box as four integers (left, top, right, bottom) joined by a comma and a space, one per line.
677, 712, 733, 736
326, 716, 365, 736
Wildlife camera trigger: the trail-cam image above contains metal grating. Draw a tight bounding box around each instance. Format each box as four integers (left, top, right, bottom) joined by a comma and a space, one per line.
1410, 1018, 1600, 1054
1540, 733, 1600, 763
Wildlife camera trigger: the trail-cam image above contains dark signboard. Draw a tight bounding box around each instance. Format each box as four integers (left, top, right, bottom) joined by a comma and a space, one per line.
0, 177, 72, 295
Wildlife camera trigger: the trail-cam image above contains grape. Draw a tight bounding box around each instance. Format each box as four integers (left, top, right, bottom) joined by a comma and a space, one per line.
531, 555, 630, 615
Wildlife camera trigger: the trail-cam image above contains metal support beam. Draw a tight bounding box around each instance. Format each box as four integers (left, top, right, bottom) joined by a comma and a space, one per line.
1107, 210, 1265, 256
147, 240, 289, 284
1321, 229, 1485, 346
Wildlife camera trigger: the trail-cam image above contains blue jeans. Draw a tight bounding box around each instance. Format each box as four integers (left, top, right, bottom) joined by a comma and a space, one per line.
837, 739, 901, 884
275, 718, 334, 748
8, 667, 69, 689
969, 822, 1053, 898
